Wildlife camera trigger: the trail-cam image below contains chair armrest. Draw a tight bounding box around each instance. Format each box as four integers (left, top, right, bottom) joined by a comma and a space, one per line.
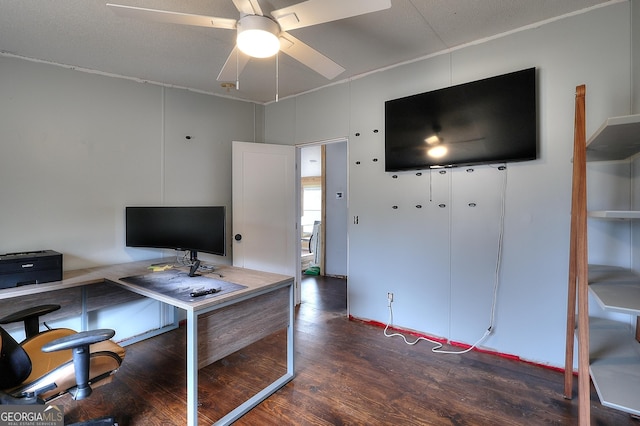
41, 329, 116, 400
0, 304, 61, 339
41, 329, 115, 353
0, 304, 61, 324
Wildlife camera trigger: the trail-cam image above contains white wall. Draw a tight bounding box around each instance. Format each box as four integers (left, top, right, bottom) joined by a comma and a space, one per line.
264, 2, 633, 367
631, 0, 640, 293
634, 0, 640, 113
0, 56, 257, 268
324, 141, 348, 276
0, 56, 257, 339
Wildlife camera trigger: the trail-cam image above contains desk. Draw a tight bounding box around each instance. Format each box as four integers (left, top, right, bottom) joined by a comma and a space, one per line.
0, 259, 295, 426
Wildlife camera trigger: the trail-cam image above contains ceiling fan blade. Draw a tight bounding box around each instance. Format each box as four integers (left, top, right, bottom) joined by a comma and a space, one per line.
217, 47, 251, 82
272, 0, 391, 32
232, 0, 263, 16
278, 33, 345, 80
106, 3, 237, 30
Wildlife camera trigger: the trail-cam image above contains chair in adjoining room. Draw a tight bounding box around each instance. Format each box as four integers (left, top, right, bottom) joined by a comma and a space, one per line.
0, 304, 126, 426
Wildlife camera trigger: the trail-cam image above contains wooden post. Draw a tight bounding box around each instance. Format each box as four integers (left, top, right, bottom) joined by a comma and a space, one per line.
564, 107, 580, 399
575, 87, 590, 426
564, 84, 590, 425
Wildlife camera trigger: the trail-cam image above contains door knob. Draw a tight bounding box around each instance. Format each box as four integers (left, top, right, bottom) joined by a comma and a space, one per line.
234, 234, 242, 241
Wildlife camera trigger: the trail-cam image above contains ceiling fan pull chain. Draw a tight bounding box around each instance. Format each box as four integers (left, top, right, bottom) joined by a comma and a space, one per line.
236, 48, 240, 90
275, 52, 279, 103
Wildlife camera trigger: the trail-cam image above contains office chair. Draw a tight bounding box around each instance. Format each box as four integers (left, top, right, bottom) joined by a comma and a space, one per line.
0, 305, 125, 425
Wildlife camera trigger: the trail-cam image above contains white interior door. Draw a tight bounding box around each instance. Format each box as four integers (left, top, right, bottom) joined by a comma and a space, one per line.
232, 141, 299, 302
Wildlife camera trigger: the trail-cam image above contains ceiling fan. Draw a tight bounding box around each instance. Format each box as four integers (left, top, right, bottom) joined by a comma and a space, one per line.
106, 0, 391, 84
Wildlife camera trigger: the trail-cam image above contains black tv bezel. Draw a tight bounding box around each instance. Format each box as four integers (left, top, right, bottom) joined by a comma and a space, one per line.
125, 206, 226, 258
384, 67, 537, 172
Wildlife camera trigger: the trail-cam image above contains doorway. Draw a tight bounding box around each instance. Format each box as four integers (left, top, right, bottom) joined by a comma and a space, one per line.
300, 145, 323, 273
298, 140, 348, 281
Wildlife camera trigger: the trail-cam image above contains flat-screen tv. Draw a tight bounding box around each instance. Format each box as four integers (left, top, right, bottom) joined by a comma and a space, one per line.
384, 67, 537, 171
125, 206, 226, 260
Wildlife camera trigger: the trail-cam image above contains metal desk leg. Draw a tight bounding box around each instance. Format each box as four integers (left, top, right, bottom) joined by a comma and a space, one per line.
212, 282, 295, 425
287, 282, 295, 377
186, 309, 198, 426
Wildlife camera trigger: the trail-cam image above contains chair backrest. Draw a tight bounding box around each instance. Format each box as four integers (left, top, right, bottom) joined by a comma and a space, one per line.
0, 326, 32, 389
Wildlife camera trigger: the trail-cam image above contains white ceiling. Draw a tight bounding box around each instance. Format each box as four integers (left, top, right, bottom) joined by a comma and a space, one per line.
301, 145, 321, 177
0, 0, 617, 104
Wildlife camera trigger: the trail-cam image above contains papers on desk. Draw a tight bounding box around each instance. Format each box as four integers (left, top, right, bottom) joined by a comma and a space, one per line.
120, 269, 246, 302
147, 264, 174, 272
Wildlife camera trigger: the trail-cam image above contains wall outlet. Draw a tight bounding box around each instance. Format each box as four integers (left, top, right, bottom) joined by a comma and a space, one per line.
387, 292, 393, 302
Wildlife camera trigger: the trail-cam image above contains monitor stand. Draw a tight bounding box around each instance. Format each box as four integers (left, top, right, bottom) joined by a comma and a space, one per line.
188, 250, 216, 274
188, 260, 200, 277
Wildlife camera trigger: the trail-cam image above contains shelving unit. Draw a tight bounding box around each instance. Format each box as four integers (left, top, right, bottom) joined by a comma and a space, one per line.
565, 87, 640, 424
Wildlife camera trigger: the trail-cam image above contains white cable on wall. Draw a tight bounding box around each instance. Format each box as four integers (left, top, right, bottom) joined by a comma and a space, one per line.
384, 164, 508, 354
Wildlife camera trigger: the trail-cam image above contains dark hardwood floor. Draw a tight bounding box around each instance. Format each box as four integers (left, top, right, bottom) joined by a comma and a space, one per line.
60, 276, 636, 425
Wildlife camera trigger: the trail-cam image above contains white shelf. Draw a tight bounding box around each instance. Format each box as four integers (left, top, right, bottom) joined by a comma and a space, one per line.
586, 114, 640, 161
588, 210, 640, 219
588, 265, 640, 316
590, 317, 640, 416
589, 264, 640, 283
570, 110, 640, 420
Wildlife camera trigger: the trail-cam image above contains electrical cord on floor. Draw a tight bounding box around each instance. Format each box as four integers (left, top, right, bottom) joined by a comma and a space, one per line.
384, 165, 507, 355
383, 299, 492, 354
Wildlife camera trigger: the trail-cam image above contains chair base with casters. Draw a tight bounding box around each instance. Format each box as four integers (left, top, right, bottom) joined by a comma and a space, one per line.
68, 416, 119, 426
0, 305, 125, 425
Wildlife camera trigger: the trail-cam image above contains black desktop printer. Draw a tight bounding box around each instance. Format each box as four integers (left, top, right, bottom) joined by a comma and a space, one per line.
0, 250, 63, 289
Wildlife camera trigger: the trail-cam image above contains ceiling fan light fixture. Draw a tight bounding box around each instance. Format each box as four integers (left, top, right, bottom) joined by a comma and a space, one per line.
236, 15, 280, 58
